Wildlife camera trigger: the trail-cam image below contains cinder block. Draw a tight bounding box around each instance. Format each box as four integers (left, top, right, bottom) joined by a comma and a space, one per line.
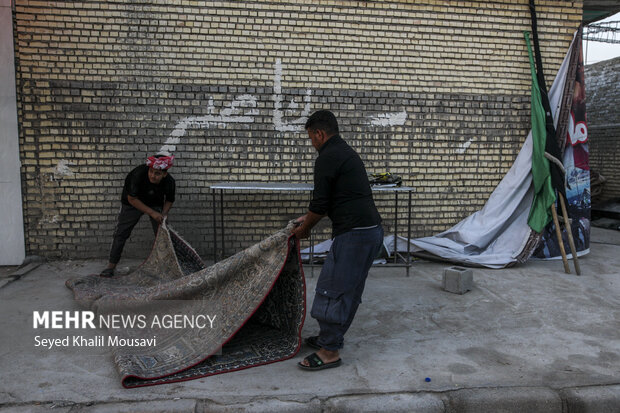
443, 266, 473, 294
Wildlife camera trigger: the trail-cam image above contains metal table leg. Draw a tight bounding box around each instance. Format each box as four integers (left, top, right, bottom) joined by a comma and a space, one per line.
220, 189, 224, 260
309, 190, 314, 278
407, 189, 412, 277
212, 188, 217, 263
393, 191, 398, 265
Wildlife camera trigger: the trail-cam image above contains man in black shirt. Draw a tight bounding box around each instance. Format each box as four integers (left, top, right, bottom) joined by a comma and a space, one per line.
100, 154, 176, 277
294, 110, 383, 371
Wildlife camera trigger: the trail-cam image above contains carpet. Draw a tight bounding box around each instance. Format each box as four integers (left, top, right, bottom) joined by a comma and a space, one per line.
65, 221, 305, 388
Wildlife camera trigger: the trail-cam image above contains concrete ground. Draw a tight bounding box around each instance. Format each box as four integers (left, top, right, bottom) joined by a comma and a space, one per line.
0, 227, 619, 412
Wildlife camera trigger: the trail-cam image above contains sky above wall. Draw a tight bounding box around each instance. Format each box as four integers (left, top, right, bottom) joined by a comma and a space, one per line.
584, 12, 620, 65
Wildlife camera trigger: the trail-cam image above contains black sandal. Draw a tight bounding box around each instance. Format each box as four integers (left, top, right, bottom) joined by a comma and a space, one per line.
99, 268, 115, 277
305, 336, 321, 350
297, 352, 341, 371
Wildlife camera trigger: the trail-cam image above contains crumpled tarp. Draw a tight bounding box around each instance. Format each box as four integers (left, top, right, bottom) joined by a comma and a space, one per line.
409, 35, 575, 268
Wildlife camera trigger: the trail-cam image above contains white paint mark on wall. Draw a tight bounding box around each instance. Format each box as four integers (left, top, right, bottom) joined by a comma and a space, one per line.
159, 58, 410, 153
51, 160, 76, 180
221, 94, 259, 118
159, 95, 258, 153
455, 138, 474, 154
272, 59, 312, 132
39, 214, 60, 225
367, 110, 408, 127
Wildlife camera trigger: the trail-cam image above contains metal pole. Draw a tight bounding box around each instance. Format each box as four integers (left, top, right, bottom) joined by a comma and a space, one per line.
212, 188, 217, 262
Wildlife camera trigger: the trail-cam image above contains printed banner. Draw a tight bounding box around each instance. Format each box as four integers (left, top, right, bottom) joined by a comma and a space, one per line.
534, 37, 590, 259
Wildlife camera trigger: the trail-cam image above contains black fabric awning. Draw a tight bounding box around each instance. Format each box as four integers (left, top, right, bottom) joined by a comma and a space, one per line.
583, 0, 620, 24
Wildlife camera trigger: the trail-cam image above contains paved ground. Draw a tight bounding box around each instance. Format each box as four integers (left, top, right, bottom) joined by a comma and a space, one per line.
0, 228, 619, 412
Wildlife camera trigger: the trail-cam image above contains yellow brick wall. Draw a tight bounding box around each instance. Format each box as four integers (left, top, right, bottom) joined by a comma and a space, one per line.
13, 1, 583, 260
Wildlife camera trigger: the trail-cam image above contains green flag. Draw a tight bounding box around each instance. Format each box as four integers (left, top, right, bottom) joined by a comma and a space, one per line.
524, 31, 556, 233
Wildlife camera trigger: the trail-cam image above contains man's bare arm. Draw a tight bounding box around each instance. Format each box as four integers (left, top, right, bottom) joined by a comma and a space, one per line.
162, 200, 173, 218
127, 195, 164, 224
292, 211, 325, 239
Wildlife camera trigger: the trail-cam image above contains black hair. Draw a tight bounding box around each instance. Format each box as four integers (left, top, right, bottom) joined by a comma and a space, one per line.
304, 110, 339, 135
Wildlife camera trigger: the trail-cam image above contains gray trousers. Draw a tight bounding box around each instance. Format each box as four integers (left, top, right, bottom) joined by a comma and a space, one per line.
108, 203, 160, 264
311, 225, 384, 351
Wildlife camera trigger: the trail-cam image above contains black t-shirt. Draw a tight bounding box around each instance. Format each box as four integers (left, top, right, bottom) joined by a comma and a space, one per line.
309, 134, 381, 237
121, 164, 175, 207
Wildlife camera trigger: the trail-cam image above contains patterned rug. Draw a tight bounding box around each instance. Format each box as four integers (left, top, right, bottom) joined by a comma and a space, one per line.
65, 221, 305, 388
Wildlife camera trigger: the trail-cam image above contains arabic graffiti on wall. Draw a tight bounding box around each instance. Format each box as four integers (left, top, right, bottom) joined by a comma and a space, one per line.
159, 59, 408, 154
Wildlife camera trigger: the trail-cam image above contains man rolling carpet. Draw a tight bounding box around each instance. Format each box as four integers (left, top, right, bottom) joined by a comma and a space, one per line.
100, 153, 176, 277
293, 110, 383, 371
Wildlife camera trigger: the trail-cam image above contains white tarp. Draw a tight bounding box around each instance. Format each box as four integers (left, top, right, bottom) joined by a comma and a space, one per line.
409, 36, 574, 268
300, 234, 411, 265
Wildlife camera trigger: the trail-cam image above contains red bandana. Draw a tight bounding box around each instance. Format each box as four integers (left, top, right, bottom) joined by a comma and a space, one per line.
146, 155, 174, 170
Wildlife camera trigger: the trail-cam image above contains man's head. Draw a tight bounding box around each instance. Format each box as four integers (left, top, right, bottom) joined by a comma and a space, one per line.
148, 167, 167, 184
146, 154, 174, 184
305, 110, 339, 151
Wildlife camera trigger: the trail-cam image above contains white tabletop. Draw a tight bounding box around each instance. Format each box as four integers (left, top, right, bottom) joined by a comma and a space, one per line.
209, 182, 414, 192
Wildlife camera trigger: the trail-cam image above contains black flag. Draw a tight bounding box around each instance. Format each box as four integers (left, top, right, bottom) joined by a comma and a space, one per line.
528, 0, 567, 199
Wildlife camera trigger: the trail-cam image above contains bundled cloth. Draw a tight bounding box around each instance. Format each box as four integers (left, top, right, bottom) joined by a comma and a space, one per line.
368, 172, 402, 187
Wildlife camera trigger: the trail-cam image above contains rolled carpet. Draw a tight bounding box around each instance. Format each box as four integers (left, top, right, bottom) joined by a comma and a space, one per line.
65, 221, 305, 388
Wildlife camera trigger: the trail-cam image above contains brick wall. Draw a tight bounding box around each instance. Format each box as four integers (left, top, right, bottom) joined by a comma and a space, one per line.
13, 1, 583, 261
586, 56, 620, 201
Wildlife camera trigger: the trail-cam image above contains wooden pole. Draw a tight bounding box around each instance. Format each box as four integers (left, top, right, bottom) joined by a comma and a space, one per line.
551, 202, 570, 274
558, 194, 582, 275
